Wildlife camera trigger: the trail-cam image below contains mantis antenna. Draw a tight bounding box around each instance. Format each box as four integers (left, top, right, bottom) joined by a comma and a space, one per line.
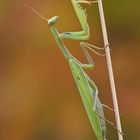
24, 4, 49, 22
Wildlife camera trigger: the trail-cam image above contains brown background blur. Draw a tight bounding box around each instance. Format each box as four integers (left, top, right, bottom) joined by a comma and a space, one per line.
0, 0, 140, 140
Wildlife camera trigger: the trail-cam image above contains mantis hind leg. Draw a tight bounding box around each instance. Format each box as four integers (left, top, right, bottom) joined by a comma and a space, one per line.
94, 110, 124, 136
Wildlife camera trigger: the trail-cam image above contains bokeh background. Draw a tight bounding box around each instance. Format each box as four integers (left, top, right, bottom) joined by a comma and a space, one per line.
0, 0, 140, 140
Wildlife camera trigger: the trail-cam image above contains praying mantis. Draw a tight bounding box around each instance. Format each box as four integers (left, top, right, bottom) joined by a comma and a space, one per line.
25, 0, 121, 140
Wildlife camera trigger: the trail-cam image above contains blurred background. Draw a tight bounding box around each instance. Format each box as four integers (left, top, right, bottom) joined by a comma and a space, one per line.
0, 0, 140, 140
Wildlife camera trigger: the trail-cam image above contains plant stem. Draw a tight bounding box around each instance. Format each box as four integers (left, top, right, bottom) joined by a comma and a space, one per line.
97, 0, 123, 139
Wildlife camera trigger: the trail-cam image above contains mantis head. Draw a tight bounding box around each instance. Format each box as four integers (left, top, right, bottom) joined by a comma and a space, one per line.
48, 16, 59, 26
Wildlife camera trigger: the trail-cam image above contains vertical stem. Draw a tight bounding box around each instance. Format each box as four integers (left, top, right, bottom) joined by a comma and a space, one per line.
97, 0, 123, 140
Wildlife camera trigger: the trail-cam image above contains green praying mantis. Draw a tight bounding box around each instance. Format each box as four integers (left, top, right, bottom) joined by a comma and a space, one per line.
25, 0, 123, 140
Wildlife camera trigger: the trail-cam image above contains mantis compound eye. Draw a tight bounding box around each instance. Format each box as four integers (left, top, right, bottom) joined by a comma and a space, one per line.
48, 16, 59, 26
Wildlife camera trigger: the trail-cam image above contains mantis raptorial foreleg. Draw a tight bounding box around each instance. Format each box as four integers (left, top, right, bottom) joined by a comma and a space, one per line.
60, 0, 106, 65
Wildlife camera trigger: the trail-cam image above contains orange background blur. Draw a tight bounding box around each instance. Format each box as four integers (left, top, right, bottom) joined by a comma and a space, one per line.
0, 0, 140, 140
